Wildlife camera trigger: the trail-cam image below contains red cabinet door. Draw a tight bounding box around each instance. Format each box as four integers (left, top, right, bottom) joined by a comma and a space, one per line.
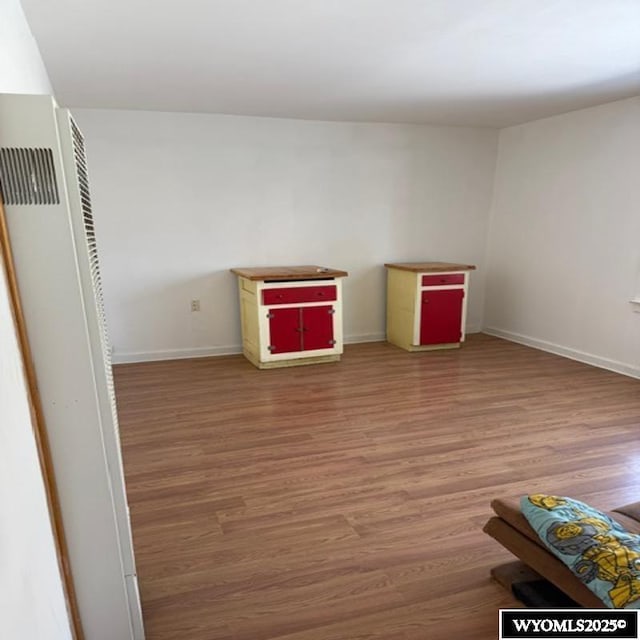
268, 307, 301, 354
420, 289, 464, 345
301, 305, 334, 351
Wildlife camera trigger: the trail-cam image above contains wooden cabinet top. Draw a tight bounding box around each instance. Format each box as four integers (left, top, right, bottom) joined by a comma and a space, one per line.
384, 262, 476, 273
231, 265, 348, 281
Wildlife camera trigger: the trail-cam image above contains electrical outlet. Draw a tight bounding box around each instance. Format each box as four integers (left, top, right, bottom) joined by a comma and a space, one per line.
191, 299, 201, 312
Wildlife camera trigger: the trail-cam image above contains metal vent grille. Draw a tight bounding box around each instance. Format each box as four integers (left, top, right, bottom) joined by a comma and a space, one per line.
0, 147, 60, 205
68, 117, 120, 429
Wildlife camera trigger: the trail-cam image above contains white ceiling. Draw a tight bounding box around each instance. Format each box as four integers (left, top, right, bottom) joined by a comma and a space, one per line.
22, 0, 640, 127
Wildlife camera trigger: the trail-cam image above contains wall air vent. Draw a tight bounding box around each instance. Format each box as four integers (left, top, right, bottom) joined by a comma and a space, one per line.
0, 94, 144, 639
0, 147, 60, 205
67, 115, 120, 431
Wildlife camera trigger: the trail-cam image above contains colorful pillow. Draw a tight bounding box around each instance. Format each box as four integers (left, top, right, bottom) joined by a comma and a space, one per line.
521, 494, 640, 609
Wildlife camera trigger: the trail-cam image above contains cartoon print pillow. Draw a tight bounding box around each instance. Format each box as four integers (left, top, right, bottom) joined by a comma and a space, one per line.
521, 494, 640, 609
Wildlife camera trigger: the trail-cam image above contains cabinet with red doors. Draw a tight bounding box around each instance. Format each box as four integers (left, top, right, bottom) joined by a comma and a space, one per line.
231, 265, 348, 369
385, 262, 475, 352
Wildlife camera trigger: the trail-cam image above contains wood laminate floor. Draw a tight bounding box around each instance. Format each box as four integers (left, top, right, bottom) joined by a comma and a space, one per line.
114, 334, 640, 640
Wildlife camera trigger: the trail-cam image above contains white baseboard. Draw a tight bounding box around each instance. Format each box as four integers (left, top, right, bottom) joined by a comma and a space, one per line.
483, 327, 640, 380
344, 332, 386, 344
112, 333, 388, 364
112, 345, 242, 364
112, 327, 490, 366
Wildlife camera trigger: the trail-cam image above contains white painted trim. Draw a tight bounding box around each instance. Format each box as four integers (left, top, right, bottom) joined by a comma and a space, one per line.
483, 327, 640, 380
112, 332, 384, 364
630, 299, 640, 312
112, 328, 488, 364
344, 333, 386, 344
112, 345, 242, 364
412, 273, 422, 345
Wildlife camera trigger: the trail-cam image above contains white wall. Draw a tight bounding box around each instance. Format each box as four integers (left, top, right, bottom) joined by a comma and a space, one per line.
0, 1, 72, 638
72, 108, 498, 361
0, 259, 72, 640
484, 96, 640, 378
0, 0, 52, 95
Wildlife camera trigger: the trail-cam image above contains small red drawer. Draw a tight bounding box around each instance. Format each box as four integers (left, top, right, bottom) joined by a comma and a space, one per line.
421, 273, 465, 287
263, 285, 336, 305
